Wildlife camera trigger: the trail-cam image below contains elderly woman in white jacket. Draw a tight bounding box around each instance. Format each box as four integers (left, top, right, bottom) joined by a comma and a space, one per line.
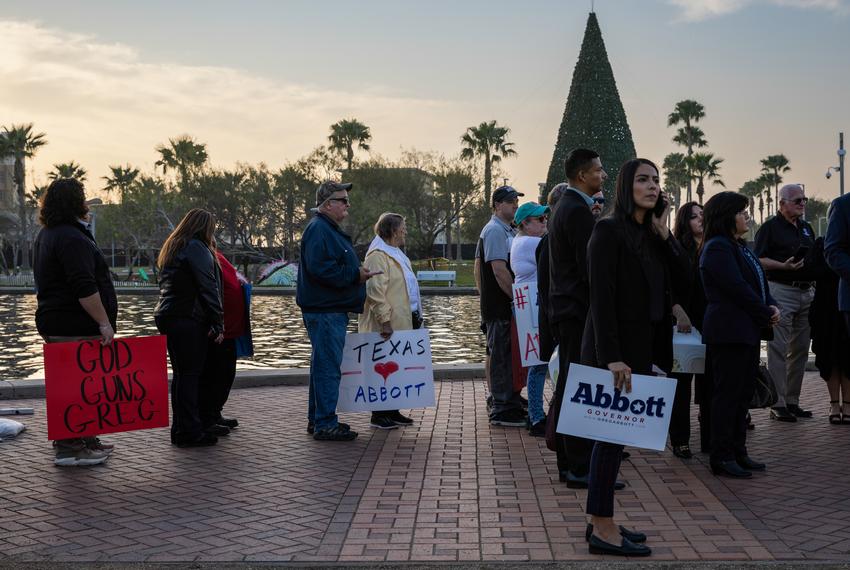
358, 212, 422, 430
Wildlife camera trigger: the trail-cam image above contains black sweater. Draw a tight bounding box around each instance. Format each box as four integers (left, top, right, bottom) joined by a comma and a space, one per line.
33, 222, 118, 337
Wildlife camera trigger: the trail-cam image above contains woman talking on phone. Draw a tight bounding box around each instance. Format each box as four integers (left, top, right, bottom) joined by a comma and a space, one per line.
581, 158, 690, 556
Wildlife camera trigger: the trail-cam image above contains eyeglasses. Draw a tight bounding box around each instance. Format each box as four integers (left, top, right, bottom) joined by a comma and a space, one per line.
592, 197, 606, 204
328, 197, 350, 206
782, 197, 808, 206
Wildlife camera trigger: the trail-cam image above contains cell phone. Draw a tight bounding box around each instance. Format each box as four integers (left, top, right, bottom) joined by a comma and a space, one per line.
652, 192, 668, 218
791, 245, 809, 262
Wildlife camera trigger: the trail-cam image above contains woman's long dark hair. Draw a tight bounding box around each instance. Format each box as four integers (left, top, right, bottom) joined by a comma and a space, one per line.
702, 192, 749, 246
611, 158, 659, 228
673, 201, 701, 253
157, 208, 217, 269
38, 178, 89, 228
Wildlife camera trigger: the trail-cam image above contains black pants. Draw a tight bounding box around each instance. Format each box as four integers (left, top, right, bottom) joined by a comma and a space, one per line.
372, 313, 422, 422
156, 316, 209, 443
586, 441, 623, 517
200, 338, 237, 427
552, 318, 594, 476
709, 343, 758, 464
668, 373, 693, 447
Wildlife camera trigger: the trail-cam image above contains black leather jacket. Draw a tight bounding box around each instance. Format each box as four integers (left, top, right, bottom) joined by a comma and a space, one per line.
154, 239, 224, 335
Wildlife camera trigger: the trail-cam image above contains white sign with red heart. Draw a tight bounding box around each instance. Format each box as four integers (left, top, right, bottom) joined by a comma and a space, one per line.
336, 328, 436, 412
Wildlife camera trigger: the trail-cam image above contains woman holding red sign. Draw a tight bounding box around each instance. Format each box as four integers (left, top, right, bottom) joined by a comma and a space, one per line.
155, 209, 224, 448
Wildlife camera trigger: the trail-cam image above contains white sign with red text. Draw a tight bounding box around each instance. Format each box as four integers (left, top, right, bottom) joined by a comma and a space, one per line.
556, 363, 677, 451
337, 329, 436, 412
512, 282, 544, 367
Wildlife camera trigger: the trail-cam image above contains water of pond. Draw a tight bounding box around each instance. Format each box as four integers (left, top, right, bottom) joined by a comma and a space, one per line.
0, 294, 485, 380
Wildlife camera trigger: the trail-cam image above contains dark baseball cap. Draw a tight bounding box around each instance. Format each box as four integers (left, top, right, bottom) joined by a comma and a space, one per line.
492, 185, 524, 206
316, 181, 353, 206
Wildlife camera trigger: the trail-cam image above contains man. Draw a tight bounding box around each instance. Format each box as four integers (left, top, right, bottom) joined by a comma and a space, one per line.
548, 149, 615, 488
475, 185, 525, 426
297, 181, 379, 441
826, 194, 850, 345
590, 191, 606, 220
536, 183, 570, 364
754, 184, 816, 422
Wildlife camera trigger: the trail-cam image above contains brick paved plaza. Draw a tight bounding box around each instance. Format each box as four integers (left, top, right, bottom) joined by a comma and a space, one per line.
1, 371, 850, 565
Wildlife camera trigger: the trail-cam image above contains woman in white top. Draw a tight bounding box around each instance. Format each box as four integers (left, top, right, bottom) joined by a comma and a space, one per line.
509, 202, 550, 435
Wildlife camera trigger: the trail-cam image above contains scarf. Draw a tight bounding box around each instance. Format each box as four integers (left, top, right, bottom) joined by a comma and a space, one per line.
367, 236, 421, 312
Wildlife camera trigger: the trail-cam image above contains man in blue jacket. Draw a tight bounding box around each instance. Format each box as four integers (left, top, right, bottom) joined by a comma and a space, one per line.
297, 181, 379, 441
826, 194, 850, 344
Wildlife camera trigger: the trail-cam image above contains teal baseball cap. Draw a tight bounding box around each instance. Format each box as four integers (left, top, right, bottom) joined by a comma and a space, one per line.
514, 202, 550, 226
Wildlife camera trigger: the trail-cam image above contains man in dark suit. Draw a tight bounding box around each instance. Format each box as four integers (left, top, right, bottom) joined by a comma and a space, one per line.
547, 148, 610, 488
826, 194, 850, 341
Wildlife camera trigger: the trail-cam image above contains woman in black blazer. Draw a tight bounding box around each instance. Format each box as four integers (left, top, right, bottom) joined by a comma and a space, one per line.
700, 192, 780, 478
582, 159, 690, 556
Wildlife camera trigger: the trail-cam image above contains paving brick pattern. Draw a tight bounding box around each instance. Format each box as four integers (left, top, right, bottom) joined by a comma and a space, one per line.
1, 371, 848, 563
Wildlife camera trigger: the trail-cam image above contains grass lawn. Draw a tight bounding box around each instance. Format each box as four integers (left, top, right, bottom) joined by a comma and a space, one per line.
411, 258, 476, 287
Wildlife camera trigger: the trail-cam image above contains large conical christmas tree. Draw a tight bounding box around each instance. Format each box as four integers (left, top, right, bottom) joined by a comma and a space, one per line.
545, 12, 636, 198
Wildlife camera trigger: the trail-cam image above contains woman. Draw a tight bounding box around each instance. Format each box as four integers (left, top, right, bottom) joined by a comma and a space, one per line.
668, 202, 705, 458
33, 178, 117, 466
700, 192, 780, 478
509, 201, 550, 436
358, 212, 421, 430
808, 236, 850, 424
582, 159, 690, 556
154, 209, 224, 448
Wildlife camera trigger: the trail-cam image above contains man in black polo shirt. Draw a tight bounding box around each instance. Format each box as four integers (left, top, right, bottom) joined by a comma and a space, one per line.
475, 185, 525, 426
754, 184, 816, 422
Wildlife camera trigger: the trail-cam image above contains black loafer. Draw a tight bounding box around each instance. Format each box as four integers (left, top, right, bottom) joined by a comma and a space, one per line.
205, 424, 230, 437
217, 416, 239, 428
711, 460, 753, 478
672, 444, 693, 459
586, 523, 646, 543
736, 455, 766, 471
588, 534, 651, 557
770, 407, 797, 422
788, 404, 813, 418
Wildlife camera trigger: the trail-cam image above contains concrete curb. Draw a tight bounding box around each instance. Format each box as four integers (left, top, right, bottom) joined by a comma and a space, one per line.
0, 286, 479, 296
0, 363, 485, 401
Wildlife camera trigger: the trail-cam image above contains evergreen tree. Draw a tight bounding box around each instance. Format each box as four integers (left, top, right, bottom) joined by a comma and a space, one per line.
545, 12, 636, 198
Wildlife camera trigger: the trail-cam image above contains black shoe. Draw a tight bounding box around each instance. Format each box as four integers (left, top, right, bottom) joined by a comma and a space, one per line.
307, 422, 314, 434
770, 407, 798, 422
387, 411, 413, 425
205, 424, 231, 437
314, 425, 358, 441
490, 410, 527, 427
787, 404, 813, 418
672, 444, 693, 459
370, 415, 399, 430
711, 460, 753, 478
175, 433, 218, 448
736, 455, 766, 471
588, 534, 651, 557
585, 523, 647, 543
217, 416, 239, 428
621, 451, 631, 460
528, 420, 546, 437
746, 412, 755, 430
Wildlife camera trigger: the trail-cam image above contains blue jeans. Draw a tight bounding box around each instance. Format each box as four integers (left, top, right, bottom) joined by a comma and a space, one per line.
526, 364, 547, 424
303, 312, 349, 431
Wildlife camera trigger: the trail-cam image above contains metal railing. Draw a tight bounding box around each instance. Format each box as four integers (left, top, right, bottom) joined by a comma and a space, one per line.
0, 275, 156, 288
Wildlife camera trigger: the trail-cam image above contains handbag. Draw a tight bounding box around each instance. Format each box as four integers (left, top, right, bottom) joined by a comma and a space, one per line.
750, 364, 778, 409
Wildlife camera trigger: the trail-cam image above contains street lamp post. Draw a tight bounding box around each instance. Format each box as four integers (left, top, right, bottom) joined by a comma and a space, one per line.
826, 132, 845, 197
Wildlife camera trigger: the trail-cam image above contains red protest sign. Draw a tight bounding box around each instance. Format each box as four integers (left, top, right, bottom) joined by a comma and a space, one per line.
44, 335, 169, 440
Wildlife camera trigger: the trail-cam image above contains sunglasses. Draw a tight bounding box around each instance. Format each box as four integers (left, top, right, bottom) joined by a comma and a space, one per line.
783, 197, 808, 206
592, 197, 606, 204
328, 197, 351, 206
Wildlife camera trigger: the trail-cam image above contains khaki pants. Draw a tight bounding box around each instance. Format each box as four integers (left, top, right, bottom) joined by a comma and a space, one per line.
767, 282, 814, 408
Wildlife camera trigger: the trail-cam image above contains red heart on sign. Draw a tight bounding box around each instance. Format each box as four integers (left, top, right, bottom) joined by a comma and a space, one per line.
374, 361, 399, 383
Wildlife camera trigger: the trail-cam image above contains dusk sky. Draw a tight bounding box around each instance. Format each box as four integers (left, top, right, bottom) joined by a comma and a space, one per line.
2, 0, 848, 206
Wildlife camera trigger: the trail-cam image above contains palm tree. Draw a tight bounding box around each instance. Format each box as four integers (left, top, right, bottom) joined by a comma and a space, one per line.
760, 154, 790, 215
328, 119, 372, 170
460, 120, 517, 205
102, 164, 140, 200
662, 152, 689, 210
155, 135, 208, 190
738, 179, 763, 221
687, 152, 725, 205
668, 100, 707, 202
0, 123, 48, 270
758, 172, 780, 217
48, 161, 87, 182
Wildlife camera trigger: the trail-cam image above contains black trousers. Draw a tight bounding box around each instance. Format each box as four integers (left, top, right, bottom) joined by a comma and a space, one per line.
552, 318, 594, 476
709, 343, 758, 464
200, 337, 237, 427
156, 316, 209, 443
668, 372, 693, 447
586, 441, 623, 517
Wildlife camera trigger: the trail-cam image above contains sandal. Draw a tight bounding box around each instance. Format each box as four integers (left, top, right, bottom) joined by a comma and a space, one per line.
829, 400, 842, 425
672, 444, 693, 459
841, 402, 850, 425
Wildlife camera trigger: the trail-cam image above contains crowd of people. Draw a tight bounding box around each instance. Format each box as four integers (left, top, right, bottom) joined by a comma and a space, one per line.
30, 146, 850, 556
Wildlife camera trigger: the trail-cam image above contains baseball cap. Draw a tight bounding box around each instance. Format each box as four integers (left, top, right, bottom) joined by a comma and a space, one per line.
492, 185, 524, 206
514, 202, 550, 226
316, 181, 353, 206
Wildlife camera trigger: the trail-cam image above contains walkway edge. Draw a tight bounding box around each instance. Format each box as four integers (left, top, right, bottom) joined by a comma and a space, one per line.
0, 363, 485, 400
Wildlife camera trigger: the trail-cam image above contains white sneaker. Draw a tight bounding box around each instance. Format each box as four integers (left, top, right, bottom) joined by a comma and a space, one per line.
54, 445, 109, 466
